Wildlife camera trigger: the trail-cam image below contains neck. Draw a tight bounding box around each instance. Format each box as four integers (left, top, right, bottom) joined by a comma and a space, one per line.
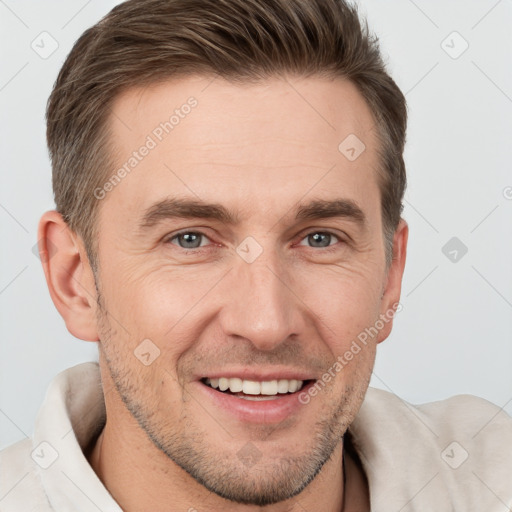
88, 424, 347, 511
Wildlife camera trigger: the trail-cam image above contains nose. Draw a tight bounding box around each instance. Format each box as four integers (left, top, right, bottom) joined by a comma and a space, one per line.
218, 248, 307, 352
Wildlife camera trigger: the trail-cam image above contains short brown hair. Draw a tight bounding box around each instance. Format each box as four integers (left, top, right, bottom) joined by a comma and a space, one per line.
47, 0, 407, 271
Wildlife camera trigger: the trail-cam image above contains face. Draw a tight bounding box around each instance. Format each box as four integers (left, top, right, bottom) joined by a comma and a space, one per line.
92, 75, 400, 505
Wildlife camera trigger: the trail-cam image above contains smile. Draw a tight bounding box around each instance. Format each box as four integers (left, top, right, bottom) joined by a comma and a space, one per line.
203, 377, 307, 400
197, 375, 316, 423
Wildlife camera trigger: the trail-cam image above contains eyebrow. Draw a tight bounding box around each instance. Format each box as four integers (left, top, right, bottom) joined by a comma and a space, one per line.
295, 199, 366, 225
138, 197, 367, 230
139, 198, 240, 229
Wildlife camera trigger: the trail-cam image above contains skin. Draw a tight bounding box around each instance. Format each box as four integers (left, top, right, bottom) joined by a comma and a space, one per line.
38, 74, 408, 511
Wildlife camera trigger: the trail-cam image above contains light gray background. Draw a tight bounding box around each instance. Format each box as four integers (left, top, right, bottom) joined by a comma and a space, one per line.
1, 0, 511, 451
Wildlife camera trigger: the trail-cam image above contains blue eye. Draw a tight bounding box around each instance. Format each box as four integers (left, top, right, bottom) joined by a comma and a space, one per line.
168, 231, 210, 249
164, 230, 343, 253
299, 232, 340, 248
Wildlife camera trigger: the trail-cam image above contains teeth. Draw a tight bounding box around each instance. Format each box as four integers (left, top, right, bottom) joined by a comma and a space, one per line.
289, 379, 299, 393
243, 380, 261, 395
277, 379, 289, 393
218, 377, 229, 391
239, 395, 280, 401
228, 377, 243, 392
260, 380, 278, 395
205, 377, 304, 395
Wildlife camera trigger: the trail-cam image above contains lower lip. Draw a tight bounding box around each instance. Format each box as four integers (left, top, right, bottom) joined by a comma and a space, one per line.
195, 381, 314, 424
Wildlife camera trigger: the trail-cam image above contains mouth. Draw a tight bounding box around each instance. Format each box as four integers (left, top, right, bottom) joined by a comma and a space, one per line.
201, 377, 314, 401
196, 369, 317, 423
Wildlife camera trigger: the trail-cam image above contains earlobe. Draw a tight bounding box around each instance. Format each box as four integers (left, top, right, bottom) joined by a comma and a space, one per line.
37, 210, 100, 342
376, 219, 409, 344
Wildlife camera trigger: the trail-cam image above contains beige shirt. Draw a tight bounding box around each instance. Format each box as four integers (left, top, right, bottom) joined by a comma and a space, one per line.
1, 362, 511, 511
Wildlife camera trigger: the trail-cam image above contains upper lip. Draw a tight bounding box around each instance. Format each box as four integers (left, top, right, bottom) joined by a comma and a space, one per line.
199, 368, 317, 382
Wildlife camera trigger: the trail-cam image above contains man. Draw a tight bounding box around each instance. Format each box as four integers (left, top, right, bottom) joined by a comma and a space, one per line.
1, 0, 511, 510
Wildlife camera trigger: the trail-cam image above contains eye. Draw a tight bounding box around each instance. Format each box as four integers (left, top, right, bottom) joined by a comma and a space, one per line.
166, 231, 211, 249
298, 231, 341, 249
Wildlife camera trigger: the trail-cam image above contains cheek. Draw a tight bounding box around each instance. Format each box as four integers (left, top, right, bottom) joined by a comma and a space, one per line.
296, 263, 383, 348
99, 254, 205, 322
98, 263, 225, 370
97, 239, 385, 357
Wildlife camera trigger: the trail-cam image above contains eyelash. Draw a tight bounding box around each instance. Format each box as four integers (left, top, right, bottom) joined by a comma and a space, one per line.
164, 230, 345, 254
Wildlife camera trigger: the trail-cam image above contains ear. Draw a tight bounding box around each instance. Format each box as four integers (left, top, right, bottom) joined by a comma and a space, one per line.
376, 218, 408, 344
37, 210, 100, 341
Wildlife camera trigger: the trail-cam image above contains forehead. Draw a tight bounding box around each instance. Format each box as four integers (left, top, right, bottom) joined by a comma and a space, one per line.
102, 74, 381, 227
